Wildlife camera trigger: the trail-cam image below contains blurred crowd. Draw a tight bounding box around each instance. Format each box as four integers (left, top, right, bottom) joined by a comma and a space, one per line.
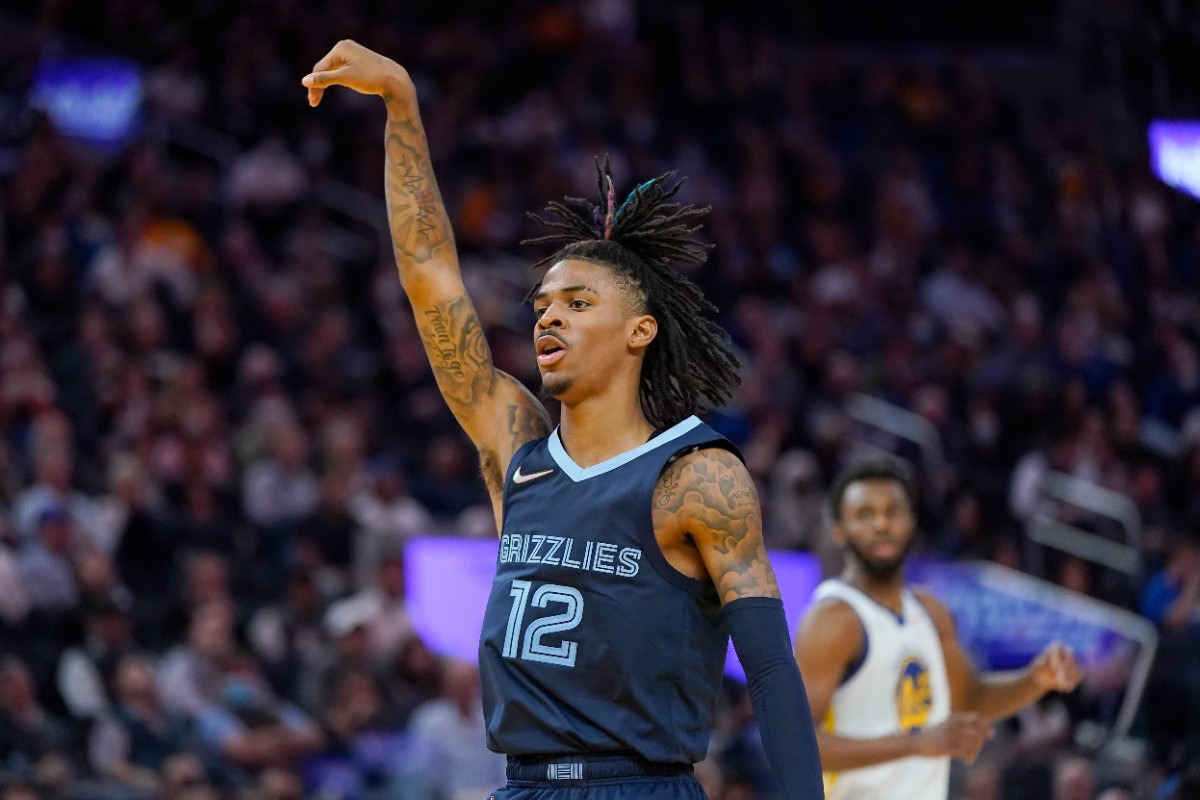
0, 1, 1199, 799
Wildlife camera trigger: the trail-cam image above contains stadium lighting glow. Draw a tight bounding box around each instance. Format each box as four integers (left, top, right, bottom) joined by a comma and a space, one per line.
1149, 120, 1200, 201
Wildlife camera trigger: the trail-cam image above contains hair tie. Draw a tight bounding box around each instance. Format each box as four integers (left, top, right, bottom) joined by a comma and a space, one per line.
603, 176, 616, 239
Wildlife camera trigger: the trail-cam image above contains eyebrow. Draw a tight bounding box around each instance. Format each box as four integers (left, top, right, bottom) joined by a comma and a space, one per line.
532, 284, 598, 302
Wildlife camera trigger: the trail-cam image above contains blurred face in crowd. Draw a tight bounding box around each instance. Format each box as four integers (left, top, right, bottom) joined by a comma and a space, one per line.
834, 478, 915, 584
258, 768, 303, 800
38, 514, 72, 554
186, 553, 230, 605
115, 658, 159, 706
1052, 756, 1095, 800
378, 556, 405, 598
188, 603, 234, 659
0, 663, 37, 715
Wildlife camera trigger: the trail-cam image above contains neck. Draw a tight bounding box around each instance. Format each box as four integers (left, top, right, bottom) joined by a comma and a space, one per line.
557, 391, 656, 469
841, 563, 905, 612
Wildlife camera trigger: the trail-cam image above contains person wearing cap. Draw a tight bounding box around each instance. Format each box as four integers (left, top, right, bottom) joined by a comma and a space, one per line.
17, 506, 79, 614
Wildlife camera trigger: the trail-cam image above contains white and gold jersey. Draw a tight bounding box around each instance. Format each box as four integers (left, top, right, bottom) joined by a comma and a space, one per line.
812, 579, 952, 800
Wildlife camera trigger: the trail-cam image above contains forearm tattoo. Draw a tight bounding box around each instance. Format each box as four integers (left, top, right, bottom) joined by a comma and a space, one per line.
418, 296, 494, 411
384, 115, 453, 265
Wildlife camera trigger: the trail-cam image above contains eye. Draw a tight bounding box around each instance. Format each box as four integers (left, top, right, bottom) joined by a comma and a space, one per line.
534, 306, 548, 318
569, 299, 589, 310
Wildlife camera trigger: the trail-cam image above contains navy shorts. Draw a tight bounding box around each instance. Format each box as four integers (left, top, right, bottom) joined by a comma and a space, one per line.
491, 754, 706, 800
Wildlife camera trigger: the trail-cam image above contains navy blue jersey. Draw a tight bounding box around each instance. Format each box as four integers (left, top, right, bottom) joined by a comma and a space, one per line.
478, 416, 737, 764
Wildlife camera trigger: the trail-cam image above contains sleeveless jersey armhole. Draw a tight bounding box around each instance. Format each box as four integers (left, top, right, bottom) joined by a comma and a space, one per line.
501, 437, 547, 522
639, 439, 744, 597
839, 609, 870, 686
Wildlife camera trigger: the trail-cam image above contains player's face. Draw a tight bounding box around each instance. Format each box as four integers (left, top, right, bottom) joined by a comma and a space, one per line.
531, 259, 654, 402
834, 478, 915, 583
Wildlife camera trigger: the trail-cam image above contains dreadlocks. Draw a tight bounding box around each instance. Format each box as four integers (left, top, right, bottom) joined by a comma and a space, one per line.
523, 158, 741, 429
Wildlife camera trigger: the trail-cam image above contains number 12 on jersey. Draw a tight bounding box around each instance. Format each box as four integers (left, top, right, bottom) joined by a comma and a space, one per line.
503, 580, 584, 667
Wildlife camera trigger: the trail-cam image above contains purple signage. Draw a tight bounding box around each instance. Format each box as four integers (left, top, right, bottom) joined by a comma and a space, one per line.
403, 537, 1155, 739
1149, 120, 1200, 200
29, 57, 143, 146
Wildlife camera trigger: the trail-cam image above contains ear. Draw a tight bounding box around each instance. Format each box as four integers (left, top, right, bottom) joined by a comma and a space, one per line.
628, 315, 657, 352
829, 519, 846, 548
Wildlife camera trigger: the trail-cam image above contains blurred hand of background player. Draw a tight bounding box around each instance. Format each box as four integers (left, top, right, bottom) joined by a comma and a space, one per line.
301, 40, 415, 108
912, 713, 993, 763
1029, 642, 1085, 692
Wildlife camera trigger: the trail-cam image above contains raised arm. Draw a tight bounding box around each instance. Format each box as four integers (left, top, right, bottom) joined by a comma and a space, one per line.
303, 41, 550, 520
654, 447, 822, 800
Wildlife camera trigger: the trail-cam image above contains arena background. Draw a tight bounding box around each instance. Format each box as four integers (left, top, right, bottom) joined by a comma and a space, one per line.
1, 1, 1199, 798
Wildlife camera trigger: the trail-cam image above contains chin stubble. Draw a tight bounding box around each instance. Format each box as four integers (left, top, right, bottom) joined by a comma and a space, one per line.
539, 377, 571, 400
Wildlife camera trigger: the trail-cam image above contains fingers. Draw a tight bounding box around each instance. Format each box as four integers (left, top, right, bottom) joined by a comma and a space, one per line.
303, 66, 351, 106
1045, 642, 1084, 690
948, 713, 993, 763
303, 41, 352, 107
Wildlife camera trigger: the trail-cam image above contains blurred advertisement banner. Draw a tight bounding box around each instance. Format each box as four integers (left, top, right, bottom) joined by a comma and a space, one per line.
1149, 120, 1200, 201
29, 57, 143, 147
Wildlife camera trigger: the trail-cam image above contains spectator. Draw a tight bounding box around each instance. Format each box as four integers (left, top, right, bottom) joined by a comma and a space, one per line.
402, 660, 506, 800
16, 508, 80, 615
307, 668, 409, 800
0, 784, 40, 800
241, 423, 319, 532
386, 637, 443, 726
254, 766, 304, 800
157, 753, 211, 800
194, 651, 323, 778
12, 448, 96, 548
89, 655, 193, 792
157, 603, 236, 719
246, 571, 326, 701
349, 458, 433, 588
56, 597, 137, 720
1052, 754, 1097, 800
0, 658, 76, 780
323, 553, 414, 664
1140, 532, 1200, 766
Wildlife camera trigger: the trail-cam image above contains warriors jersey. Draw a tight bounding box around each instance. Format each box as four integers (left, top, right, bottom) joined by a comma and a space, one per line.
813, 579, 951, 800
478, 416, 736, 763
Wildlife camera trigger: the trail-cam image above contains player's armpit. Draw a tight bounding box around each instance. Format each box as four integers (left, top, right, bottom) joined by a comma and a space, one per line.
477, 373, 554, 494
660, 447, 780, 603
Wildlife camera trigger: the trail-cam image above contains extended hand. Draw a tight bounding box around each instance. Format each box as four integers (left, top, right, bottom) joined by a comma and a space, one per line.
302, 39, 415, 108
1030, 641, 1084, 692
912, 713, 993, 763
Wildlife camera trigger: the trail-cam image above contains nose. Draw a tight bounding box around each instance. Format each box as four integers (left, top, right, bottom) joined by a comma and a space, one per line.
537, 302, 565, 330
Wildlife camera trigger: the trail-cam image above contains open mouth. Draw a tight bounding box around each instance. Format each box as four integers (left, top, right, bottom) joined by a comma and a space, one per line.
536, 335, 566, 366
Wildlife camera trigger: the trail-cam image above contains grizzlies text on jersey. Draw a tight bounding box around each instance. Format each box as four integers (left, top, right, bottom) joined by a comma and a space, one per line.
478, 416, 735, 763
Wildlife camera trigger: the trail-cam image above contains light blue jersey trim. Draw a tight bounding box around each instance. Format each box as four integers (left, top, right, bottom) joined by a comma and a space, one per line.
547, 416, 703, 482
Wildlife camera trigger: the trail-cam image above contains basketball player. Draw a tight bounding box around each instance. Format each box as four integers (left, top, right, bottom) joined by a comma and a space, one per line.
303, 41, 823, 800
793, 458, 1084, 800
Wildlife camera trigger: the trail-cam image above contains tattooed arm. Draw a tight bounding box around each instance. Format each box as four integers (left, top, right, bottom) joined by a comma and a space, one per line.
303, 41, 550, 525
653, 447, 779, 602
653, 447, 823, 799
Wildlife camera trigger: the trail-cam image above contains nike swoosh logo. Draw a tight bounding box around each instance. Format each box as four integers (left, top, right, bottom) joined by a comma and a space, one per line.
512, 467, 555, 484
